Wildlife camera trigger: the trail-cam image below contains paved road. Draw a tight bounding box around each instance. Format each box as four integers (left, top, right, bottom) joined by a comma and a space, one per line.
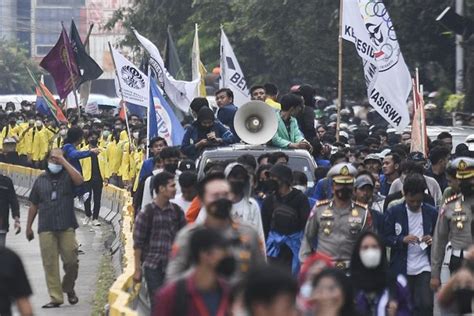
8, 202, 108, 316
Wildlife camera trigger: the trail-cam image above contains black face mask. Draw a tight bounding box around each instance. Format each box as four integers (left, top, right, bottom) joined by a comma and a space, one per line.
229, 180, 245, 196
262, 179, 279, 193
215, 256, 237, 277
460, 181, 474, 197
208, 198, 233, 220
335, 187, 353, 201
164, 163, 178, 174
89, 139, 98, 147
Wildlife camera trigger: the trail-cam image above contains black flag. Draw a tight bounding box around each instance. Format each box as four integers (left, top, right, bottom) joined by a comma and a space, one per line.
70, 20, 103, 85
164, 27, 185, 80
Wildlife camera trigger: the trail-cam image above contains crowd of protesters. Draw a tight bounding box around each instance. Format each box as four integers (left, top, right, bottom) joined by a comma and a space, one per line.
0, 82, 473, 316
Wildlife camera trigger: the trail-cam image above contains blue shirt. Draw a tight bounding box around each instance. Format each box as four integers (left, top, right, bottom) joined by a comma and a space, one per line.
62, 143, 92, 174
139, 158, 154, 183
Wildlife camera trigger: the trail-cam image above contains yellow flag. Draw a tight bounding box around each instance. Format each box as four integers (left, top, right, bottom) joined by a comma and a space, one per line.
192, 24, 207, 97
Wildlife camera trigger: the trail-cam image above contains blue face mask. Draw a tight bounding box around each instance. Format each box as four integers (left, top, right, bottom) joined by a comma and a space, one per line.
48, 162, 63, 174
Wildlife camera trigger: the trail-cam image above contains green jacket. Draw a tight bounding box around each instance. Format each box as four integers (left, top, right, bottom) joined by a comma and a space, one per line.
271, 112, 305, 148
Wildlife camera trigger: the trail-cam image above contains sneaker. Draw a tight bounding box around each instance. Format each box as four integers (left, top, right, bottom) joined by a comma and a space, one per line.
92, 219, 101, 226
82, 216, 91, 226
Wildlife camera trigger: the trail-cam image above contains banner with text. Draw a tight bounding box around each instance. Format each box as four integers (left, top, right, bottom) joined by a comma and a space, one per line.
342, 0, 411, 131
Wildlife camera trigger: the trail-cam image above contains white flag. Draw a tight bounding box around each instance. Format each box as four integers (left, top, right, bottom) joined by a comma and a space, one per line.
342, 0, 411, 131
220, 29, 250, 107
111, 47, 149, 107
133, 29, 199, 113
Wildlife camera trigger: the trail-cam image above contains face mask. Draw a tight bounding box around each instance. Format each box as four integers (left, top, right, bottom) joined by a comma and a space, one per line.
300, 281, 313, 299
262, 179, 279, 193
23, 106, 31, 111
207, 198, 233, 220
335, 187, 352, 201
115, 125, 122, 131
360, 248, 382, 269
35, 120, 43, 127
102, 130, 111, 138
164, 162, 178, 174
229, 180, 246, 196
59, 129, 67, 137
132, 131, 139, 139
6, 110, 12, 114
78, 122, 85, 128
215, 256, 237, 277
460, 181, 474, 197
48, 162, 63, 174
89, 139, 98, 147
294, 185, 307, 192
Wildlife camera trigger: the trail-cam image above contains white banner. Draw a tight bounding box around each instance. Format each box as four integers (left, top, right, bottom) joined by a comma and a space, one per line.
85, 101, 99, 115
220, 29, 250, 107
133, 29, 199, 113
111, 47, 149, 107
342, 0, 411, 131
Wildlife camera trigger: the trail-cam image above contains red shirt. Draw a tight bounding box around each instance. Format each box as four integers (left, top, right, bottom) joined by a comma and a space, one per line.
153, 272, 230, 316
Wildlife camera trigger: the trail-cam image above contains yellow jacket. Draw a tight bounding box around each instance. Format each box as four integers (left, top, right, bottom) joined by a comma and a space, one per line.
0, 124, 19, 151
265, 98, 281, 110
80, 145, 107, 182
12, 123, 28, 155
51, 136, 64, 149
105, 139, 125, 178
31, 127, 50, 161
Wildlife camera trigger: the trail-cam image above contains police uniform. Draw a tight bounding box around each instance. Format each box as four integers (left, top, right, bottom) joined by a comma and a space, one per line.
299, 163, 372, 269
431, 157, 474, 280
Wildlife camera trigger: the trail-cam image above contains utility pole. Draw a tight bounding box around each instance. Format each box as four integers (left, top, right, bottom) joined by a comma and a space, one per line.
455, 0, 464, 93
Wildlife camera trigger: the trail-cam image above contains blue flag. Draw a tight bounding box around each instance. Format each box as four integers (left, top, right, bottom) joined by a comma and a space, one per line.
149, 78, 185, 146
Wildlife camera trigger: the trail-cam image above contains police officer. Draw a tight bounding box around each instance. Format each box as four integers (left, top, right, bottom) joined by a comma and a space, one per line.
299, 163, 372, 269
430, 157, 474, 291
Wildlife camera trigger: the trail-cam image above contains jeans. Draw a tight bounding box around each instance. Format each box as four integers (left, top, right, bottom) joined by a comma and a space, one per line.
0, 231, 6, 247
407, 271, 433, 316
144, 266, 165, 302
84, 180, 103, 220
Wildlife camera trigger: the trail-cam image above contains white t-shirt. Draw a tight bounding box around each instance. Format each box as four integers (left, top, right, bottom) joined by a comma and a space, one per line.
141, 169, 181, 210
171, 194, 191, 213
406, 205, 431, 276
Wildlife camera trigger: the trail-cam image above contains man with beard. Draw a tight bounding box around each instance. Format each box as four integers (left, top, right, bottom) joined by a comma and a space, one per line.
431, 157, 474, 293
299, 163, 372, 270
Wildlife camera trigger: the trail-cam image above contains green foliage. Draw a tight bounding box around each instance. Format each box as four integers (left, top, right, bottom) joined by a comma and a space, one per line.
0, 40, 42, 94
443, 93, 465, 112
107, 0, 472, 102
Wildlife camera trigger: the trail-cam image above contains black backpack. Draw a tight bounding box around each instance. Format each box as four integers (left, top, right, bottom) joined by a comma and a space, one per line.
270, 196, 300, 235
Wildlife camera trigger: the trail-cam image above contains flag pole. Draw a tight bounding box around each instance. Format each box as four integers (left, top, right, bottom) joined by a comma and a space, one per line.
84, 23, 94, 47
220, 25, 225, 89
108, 42, 132, 147
60, 21, 81, 120
336, 0, 344, 142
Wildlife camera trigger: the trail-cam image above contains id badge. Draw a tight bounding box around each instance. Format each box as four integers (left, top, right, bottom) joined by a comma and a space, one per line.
51, 190, 58, 201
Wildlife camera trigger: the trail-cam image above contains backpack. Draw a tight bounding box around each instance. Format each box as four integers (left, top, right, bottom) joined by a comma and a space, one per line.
270, 195, 300, 235
173, 278, 188, 316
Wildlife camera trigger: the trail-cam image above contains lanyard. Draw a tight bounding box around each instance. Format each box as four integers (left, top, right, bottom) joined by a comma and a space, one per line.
188, 277, 228, 316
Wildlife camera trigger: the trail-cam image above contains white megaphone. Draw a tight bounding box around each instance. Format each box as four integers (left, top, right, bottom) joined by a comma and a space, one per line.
233, 101, 278, 145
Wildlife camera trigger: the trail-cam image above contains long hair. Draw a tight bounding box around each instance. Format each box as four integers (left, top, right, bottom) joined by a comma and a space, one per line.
349, 231, 388, 293
312, 269, 357, 316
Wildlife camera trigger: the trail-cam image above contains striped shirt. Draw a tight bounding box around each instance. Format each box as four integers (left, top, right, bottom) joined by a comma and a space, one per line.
29, 170, 78, 233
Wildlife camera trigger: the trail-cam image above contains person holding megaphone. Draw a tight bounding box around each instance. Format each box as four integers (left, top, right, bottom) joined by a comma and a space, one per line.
271, 94, 312, 152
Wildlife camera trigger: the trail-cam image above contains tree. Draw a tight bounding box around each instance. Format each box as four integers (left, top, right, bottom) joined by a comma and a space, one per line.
0, 40, 42, 94
107, 0, 471, 105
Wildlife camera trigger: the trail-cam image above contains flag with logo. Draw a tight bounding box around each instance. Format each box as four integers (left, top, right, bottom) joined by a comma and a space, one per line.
192, 24, 207, 97
27, 68, 68, 123
40, 28, 80, 99
410, 70, 428, 156
133, 29, 199, 113
70, 20, 103, 85
149, 77, 185, 146
219, 28, 250, 107
342, 0, 411, 132
111, 47, 149, 107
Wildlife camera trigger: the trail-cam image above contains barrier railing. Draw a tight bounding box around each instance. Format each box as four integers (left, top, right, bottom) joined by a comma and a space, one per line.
0, 163, 140, 315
